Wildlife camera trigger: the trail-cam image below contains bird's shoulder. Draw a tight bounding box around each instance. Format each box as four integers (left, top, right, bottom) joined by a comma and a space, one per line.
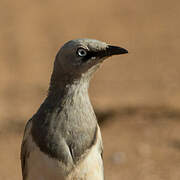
20, 119, 33, 180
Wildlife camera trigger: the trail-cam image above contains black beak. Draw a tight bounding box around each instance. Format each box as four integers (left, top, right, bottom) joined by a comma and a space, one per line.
85, 45, 128, 60
106, 45, 128, 56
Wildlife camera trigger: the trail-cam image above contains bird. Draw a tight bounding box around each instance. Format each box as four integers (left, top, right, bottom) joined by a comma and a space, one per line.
21, 38, 128, 180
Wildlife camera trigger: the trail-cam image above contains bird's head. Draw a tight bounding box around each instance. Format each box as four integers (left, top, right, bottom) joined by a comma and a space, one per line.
52, 39, 128, 83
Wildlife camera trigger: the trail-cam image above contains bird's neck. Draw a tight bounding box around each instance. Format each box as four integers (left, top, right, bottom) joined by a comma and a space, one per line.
47, 63, 99, 100
43, 74, 91, 111
31, 72, 97, 165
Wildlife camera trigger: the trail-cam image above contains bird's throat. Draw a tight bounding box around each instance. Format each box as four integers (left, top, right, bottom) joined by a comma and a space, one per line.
31, 76, 97, 166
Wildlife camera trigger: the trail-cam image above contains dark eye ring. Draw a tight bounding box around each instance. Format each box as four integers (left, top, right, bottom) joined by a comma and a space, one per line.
77, 48, 87, 57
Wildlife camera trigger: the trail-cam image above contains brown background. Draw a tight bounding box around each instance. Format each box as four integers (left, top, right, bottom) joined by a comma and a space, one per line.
1, 0, 180, 179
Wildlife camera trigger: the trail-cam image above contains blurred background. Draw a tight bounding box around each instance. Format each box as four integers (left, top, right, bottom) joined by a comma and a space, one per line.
1, 0, 180, 179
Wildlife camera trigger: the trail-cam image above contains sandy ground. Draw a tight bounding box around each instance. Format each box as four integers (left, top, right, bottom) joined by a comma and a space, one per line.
0, 0, 180, 179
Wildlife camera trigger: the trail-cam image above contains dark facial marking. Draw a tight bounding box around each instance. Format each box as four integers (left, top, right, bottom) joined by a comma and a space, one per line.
80, 49, 108, 62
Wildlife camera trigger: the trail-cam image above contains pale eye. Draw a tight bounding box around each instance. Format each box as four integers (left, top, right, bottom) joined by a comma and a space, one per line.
77, 48, 87, 57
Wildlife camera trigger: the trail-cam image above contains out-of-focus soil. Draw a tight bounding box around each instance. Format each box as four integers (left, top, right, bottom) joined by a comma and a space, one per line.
0, 0, 180, 179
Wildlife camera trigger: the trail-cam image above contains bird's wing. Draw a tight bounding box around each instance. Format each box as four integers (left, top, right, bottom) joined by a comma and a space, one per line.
20, 119, 33, 180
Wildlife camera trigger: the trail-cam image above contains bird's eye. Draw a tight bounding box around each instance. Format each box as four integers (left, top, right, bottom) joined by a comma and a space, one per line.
77, 48, 87, 57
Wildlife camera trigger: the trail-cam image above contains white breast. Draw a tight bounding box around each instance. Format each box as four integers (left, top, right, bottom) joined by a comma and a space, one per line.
25, 126, 104, 180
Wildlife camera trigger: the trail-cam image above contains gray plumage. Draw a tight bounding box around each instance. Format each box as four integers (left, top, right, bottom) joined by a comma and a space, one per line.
21, 39, 128, 180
